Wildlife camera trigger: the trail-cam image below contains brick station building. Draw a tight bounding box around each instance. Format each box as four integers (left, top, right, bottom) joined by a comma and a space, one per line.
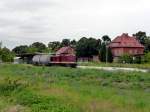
108, 33, 144, 62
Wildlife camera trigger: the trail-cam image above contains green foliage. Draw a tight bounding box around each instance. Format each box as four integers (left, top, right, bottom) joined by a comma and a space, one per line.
26, 47, 38, 53
133, 56, 142, 64
119, 53, 133, 63
133, 31, 150, 52
17, 91, 77, 112
76, 37, 87, 57
99, 43, 106, 62
30, 42, 47, 53
0, 47, 14, 62
144, 52, 150, 63
107, 47, 113, 62
102, 35, 111, 42
61, 39, 71, 47
79, 61, 150, 69
144, 37, 150, 52
100, 35, 112, 62
12, 45, 28, 54
12, 42, 50, 54
48, 41, 61, 52
76, 37, 101, 58
0, 77, 27, 96
0, 64, 150, 112
48, 39, 77, 52
100, 43, 113, 62
70, 40, 77, 48
133, 31, 146, 45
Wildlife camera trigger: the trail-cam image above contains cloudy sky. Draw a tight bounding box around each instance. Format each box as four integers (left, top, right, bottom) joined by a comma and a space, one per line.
0, 0, 150, 49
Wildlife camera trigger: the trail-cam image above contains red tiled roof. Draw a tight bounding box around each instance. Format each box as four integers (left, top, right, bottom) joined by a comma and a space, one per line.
109, 33, 144, 48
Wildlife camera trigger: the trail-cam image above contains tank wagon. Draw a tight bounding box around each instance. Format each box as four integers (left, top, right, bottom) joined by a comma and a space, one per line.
32, 54, 77, 67
32, 55, 51, 66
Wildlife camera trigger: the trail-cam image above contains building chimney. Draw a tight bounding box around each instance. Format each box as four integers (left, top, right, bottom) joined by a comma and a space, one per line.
122, 33, 128, 37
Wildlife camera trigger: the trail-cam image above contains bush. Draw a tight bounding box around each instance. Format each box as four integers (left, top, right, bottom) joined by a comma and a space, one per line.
144, 52, 150, 63
0, 47, 14, 62
119, 53, 133, 63
133, 56, 142, 64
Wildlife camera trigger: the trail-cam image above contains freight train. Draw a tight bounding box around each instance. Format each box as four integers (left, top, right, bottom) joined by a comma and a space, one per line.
32, 54, 77, 68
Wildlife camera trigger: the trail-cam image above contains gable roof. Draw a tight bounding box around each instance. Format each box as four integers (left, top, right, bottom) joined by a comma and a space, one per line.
109, 33, 144, 48
56, 46, 74, 55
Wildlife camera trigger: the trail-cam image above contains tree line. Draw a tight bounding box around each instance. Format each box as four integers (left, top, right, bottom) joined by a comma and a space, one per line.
0, 31, 150, 63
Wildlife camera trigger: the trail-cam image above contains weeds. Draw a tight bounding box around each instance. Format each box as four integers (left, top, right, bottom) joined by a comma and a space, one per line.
0, 77, 28, 96
0, 64, 149, 112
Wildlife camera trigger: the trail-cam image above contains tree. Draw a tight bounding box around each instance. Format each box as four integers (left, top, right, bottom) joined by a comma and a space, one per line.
100, 35, 112, 62
70, 40, 77, 48
99, 43, 106, 62
12, 45, 28, 54
76, 37, 88, 57
144, 37, 150, 52
87, 37, 100, 56
26, 47, 38, 53
144, 52, 150, 63
61, 39, 70, 47
1, 47, 14, 62
30, 42, 47, 53
107, 47, 113, 63
76, 37, 101, 58
48, 41, 61, 52
102, 35, 111, 42
99, 43, 113, 62
133, 31, 150, 52
96, 39, 102, 50
133, 31, 146, 45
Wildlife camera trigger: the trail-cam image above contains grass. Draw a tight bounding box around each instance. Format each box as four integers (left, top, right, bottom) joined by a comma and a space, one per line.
0, 64, 150, 112
78, 61, 150, 69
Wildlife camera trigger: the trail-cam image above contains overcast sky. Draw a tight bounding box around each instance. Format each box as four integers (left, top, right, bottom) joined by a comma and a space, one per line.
0, 0, 150, 49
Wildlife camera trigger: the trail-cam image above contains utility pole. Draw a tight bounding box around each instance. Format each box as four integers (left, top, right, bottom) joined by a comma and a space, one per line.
105, 41, 109, 64
106, 45, 108, 64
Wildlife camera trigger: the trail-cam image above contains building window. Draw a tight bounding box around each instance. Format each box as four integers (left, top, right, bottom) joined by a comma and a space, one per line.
129, 50, 132, 54
134, 50, 137, 54
115, 50, 118, 55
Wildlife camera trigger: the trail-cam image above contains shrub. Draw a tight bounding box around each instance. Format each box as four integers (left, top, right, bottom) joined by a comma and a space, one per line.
144, 52, 150, 63
133, 56, 142, 64
119, 53, 133, 63
0, 47, 14, 62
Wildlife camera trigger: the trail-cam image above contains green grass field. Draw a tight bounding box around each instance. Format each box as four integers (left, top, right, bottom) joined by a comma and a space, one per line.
0, 64, 150, 112
78, 62, 150, 69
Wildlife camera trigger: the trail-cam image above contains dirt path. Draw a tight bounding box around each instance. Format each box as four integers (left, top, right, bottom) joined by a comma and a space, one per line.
78, 66, 149, 73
